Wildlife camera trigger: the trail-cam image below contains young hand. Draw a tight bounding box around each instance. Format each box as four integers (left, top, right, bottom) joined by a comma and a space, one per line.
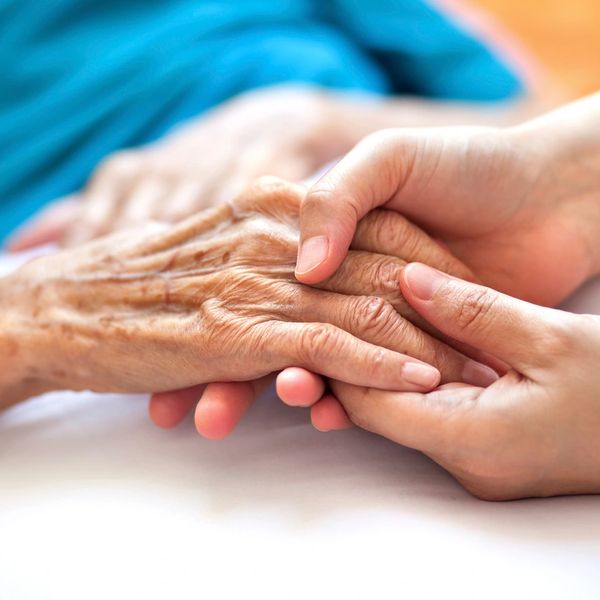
324, 263, 600, 500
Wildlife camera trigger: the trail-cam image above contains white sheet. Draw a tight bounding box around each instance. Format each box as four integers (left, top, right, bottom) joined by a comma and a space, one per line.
1, 251, 600, 600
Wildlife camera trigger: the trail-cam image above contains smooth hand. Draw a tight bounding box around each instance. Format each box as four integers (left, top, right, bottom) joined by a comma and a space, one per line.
329, 263, 600, 500
296, 94, 600, 306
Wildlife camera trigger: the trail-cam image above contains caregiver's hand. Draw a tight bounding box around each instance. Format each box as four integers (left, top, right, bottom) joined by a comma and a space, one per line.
296, 92, 600, 306
0, 179, 490, 410
332, 263, 600, 500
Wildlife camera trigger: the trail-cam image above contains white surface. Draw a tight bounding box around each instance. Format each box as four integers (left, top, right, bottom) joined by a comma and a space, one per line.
2, 252, 600, 600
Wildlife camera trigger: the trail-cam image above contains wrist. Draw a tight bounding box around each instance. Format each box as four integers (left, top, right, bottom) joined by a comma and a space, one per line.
513, 98, 600, 281
0, 273, 56, 409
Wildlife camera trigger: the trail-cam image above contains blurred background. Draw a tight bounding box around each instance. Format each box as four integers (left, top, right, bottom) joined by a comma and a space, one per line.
2, 0, 600, 246
471, 0, 600, 98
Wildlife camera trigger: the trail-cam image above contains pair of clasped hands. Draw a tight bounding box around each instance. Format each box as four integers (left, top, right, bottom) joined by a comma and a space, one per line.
148, 93, 600, 501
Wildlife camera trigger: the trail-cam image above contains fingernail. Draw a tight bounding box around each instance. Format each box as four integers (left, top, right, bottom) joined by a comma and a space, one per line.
296, 236, 329, 275
402, 362, 441, 388
462, 361, 499, 387
403, 263, 449, 301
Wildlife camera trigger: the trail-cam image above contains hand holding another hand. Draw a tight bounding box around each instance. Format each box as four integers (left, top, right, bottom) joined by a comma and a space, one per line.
329, 264, 600, 500
1, 179, 494, 415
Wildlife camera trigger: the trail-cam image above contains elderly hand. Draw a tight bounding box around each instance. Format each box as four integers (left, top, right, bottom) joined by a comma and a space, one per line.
146, 186, 506, 438
295, 92, 600, 307
0, 179, 495, 410
327, 263, 600, 501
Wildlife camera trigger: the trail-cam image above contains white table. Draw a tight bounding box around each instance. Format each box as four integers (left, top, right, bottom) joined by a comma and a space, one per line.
2, 251, 600, 600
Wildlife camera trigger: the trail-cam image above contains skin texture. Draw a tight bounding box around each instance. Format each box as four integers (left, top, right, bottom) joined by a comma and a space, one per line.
331, 263, 600, 501
7, 85, 540, 252
159, 94, 600, 438
0, 178, 495, 412
273, 94, 600, 499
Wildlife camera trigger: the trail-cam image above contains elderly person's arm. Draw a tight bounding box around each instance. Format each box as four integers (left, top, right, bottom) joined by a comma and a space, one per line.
0, 179, 494, 410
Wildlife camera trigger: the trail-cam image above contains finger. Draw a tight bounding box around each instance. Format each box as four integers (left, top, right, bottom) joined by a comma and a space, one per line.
311, 261, 498, 386
62, 153, 141, 246
331, 379, 482, 454
195, 376, 272, 440
156, 179, 205, 223
276, 367, 325, 407
149, 385, 204, 428
321, 248, 501, 375
117, 176, 170, 229
7, 196, 79, 252
295, 130, 422, 284
310, 395, 353, 432
400, 263, 571, 372
263, 320, 441, 391
352, 209, 476, 282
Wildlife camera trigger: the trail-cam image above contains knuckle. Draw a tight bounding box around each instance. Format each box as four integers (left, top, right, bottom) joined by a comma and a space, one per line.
453, 287, 497, 335
297, 324, 338, 365
381, 211, 420, 255
305, 187, 362, 228
372, 257, 404, 290
303, 187, 335, 212
354, 296, 398, 338
420, 337, 450, 373
364, 347, 387, 381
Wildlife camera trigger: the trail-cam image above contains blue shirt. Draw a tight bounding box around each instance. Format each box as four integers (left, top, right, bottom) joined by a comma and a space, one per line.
0, 0, 523, 241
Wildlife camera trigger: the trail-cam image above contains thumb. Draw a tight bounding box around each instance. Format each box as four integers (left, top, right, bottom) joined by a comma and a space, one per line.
399, 263, 567, 372
295, 130, 423, 284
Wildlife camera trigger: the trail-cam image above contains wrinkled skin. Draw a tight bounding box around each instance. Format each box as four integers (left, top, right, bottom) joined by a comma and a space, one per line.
0, 178, 494, 411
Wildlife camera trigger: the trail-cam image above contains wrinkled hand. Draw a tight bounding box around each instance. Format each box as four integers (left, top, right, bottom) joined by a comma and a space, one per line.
328, 263, 600, 501
148, 186, 499, 438
0, 179, 495, 411
8, 86, 348, 251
